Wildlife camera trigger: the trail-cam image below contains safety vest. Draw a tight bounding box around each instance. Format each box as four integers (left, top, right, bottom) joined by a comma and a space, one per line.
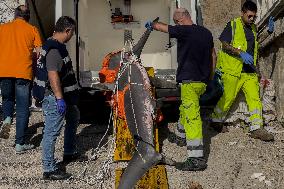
33, 38, 79, 105
217, 17, 258, 77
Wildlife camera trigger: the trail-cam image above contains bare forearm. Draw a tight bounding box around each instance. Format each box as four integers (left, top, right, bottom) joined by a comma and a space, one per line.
48, 71, 63, 99
221, 41, 241, 57
152, 22, 168, 33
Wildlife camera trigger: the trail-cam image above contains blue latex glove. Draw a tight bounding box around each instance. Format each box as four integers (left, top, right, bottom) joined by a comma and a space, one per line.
268, 16, 274, 33
145, 21, 153, 31
240, 52, 254, 65
56, 98, 66, 115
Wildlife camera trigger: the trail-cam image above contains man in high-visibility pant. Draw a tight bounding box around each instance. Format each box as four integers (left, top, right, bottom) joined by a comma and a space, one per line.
145, 8, 216, 171
211, 1, 274, 141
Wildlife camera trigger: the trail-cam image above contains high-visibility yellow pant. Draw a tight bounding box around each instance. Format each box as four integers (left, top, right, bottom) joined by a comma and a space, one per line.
179, 82, 206, 158
211, 73, 263, 131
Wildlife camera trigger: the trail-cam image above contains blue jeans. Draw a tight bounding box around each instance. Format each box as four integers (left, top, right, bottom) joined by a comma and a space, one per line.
42, 95, 80, 172
0, 78, 31, 144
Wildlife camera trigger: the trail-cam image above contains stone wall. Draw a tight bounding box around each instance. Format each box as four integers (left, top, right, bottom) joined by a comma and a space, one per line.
200, 0, 284, 124
200, 0, 243, 51
258, 16, 284, 122
256, 0, 284, 123
0, 0, 25, 24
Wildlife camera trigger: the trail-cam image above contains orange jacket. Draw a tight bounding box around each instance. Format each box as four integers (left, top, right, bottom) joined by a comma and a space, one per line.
0, 18, 42, 80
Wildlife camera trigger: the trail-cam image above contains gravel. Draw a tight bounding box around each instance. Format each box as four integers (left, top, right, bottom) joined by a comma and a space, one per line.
0, 106, 284, 189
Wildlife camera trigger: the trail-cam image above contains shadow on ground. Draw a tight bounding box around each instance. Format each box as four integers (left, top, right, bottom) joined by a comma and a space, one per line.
28, 121, 44, 147
76, 88, 113, 158
19, 89, 114, 170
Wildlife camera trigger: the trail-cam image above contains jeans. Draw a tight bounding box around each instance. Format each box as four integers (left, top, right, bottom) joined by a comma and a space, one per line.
0, 78, 31, 144
42, 95, 80, 172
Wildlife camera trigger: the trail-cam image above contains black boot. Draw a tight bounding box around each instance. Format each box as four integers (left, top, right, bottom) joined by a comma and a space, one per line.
43, 169, 72, 180
175, 157, 207, 171
250, 128, 274, 141
168, 131, 186, 147
210, 122, 229, 133
63, 152, 88, 164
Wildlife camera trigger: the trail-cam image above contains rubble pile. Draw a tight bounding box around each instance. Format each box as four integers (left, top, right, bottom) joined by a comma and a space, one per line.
226, 79, 280, 129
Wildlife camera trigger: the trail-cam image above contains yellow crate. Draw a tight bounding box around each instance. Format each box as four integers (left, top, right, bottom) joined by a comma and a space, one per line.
113, 116, 160, 161
113, 66, 168, 188
115, 165, 169, 189
114, 67, 159, 161
113, 116, 135, 161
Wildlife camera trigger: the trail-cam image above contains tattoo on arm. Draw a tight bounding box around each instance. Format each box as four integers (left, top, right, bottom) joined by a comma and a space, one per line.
222, 41, 241, 57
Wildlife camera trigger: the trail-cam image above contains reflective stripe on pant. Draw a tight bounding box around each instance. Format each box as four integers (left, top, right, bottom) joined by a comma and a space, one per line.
180, 82, 206, 158
211, 73, 262, 131
175, 119, 186, 138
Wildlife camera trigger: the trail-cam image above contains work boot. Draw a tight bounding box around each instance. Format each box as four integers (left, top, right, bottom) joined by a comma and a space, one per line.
210, 122, 229, 133
168, 131, 186, 147
250, 128, 274, 142
175, 157, 207, 171
15, 144, 35, 154
63, 152, 88, 164
0, 117, 12, 139
43, 169, 72, 180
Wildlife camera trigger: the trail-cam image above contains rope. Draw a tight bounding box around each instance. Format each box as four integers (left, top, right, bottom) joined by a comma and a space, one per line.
122, 40, 149, 163
127, 53, 147, 163
75, 40, 148, 187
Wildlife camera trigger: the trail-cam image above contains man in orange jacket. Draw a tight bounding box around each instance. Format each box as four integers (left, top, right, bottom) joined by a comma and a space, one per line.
0, 5, 42, 154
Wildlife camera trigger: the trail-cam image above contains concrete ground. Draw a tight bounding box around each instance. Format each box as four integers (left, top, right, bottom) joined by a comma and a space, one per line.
0, 106, 284, 189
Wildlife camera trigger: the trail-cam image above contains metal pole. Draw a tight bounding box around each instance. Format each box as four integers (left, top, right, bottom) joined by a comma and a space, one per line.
74, 0, 82, 87
55, 0, 62, 23
30, 0, 47, 39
